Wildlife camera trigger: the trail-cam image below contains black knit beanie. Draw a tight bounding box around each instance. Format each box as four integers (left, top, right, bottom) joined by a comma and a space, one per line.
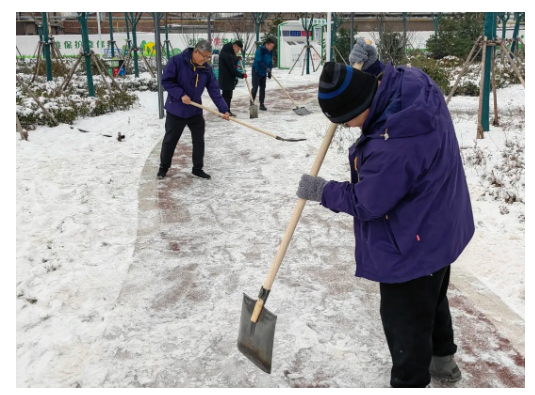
234, 40, 243, 48
318, 62, 378, 124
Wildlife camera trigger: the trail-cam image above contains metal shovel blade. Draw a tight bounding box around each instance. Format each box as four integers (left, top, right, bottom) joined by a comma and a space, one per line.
237, 294, 277, 374
275, 136, 307, 142
293, 107, 312, 116
250, 104, 259, 119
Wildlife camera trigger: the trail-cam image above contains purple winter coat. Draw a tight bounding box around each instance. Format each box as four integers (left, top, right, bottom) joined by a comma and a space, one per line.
162, 48, 229, 118
321, 62, 475, 284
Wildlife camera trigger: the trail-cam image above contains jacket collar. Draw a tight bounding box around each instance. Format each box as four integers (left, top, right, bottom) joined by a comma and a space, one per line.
182, 48, 210, 71
363, 63, 438, 140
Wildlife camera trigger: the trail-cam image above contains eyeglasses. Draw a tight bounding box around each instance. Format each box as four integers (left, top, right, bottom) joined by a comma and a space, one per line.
196, 51, 211, 61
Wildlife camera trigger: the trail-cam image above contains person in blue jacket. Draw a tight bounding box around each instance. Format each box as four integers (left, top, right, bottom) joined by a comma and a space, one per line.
158, 40, 230, 180
296, 38, 475, 387
251, 37, 275, 111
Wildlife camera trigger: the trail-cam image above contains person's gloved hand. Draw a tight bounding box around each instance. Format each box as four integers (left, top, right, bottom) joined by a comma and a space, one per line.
296, 174, 328, 202
267, 71, 272, 79
243, 73, 248, 79
349, 37, 378, 70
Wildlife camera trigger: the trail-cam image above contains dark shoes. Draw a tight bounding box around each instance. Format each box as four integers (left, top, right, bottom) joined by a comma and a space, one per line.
259, 104, 267, 111
429, 355, 462, 382
157, 167, 168, 179
159, 167, 211, 180
229, 111, 237, 117
192, 169, 211, 179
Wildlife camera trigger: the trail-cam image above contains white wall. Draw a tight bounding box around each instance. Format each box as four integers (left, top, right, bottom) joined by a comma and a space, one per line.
16, 33, 241, 57
16, 29, 525, 57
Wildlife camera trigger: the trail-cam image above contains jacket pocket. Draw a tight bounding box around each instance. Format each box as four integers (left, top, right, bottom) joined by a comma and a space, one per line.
362, 218, 402, 256
384, 216, 402, 255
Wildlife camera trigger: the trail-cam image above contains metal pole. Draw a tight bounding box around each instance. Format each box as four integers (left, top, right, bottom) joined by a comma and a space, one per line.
511, 12, 523, 55
402, 12, 407, 55
154, 13, 164, 119
482, 13, 495, 132
255, 13, 260, 44
378, 14, 384, 61
350, 12, 354, 50
165, 13, 170, 60
330, 13, 337, 62
326, 12, 331, 62
109, 13, 115, 58
207, 13, 211, 44
41, 13, 53, 81
125, 13, 131, 50
130, 13, 139, 78
78, 13, 95, 97
97, 12, 103, 56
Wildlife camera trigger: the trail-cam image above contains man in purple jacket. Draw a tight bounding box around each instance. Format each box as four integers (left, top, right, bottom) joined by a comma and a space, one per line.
296, 39, 475, 388
158, 40, 230, 180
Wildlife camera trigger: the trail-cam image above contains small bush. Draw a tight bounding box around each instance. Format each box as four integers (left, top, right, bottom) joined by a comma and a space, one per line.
16, 74, 138, 127
405, 56, 450, 94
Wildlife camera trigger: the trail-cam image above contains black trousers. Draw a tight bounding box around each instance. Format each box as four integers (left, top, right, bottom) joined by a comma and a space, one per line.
380, 265, 457, 388
222, 89, 233, 111
160, 112, 205, 171
251, 70, 267, 104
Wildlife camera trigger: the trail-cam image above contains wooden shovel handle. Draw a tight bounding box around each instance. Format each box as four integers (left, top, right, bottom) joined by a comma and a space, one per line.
188, 101, 278, 140
251, 122, 338, 322
271, 74, 300, 109
240, 59, 255, 103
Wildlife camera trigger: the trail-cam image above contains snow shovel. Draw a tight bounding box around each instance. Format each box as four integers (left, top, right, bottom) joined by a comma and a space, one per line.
188, 102, 306, 142
271, 74, 312, 116
237, 121, 338, 373
240, 59, 258, 119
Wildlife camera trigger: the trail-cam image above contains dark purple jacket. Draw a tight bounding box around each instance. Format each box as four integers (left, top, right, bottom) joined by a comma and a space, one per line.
162, 48, 229, 118
321, 62, 475, 283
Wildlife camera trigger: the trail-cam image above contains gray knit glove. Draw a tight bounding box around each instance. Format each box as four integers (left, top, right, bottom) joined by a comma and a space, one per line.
349, 37, 378, 70
296, 174, 328, 202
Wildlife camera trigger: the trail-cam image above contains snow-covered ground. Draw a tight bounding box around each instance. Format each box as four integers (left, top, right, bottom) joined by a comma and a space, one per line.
16, 67, 524, 387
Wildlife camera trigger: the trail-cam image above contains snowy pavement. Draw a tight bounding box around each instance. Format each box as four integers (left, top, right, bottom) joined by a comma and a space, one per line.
16, 70, 525, 387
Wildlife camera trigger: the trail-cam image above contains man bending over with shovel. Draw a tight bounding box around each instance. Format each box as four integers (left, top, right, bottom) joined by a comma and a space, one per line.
296, 38, 475, 387
158, 39, 230, 180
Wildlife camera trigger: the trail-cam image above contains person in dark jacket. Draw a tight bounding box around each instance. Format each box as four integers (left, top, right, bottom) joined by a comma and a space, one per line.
296, 38, 475, 388
218, 40, 247, 117
158, 40, 230, 180
251, 38, 275, 111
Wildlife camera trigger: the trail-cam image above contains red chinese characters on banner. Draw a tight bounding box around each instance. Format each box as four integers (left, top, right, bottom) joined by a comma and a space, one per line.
213, 37, 222, 47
